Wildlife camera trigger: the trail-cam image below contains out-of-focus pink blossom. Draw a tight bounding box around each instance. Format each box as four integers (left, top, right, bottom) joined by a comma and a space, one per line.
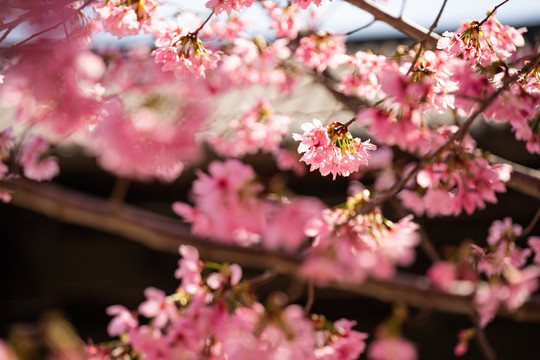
427, 261, 457, 291
528, 236, 540, 264
295, 31, 345, 73
367, 337, 418, 360
302, 190, 419, 285
315, 319, 368, 360
19, 136, 59, 182
262, 1, 301, 40
293, 0, 330, 9
209, 100, 291, 157
93, 0, 159, 38
139, 287, 179, 329
105, 305, 138, 337
205, 0, 256, 15
175, 245, 204, 295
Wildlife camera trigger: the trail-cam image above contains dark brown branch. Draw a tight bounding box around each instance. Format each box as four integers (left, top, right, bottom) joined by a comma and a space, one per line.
3, 179, 540, 323
343, 0, 441, 47
489, 154, 540, 202
472, 316, 498, 360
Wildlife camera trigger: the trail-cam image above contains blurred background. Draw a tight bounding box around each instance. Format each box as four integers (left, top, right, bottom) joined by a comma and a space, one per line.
1, 0, 540, 359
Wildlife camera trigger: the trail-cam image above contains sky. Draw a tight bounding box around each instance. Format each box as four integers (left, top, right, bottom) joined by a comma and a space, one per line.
90, 0, 540, 45
24, 0, 538, 45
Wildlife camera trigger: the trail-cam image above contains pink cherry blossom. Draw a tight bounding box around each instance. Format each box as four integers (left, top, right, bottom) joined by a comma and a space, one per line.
427, 261, 457, 292
302, 190, 419, 285
315, 319, 368, 360
139, 287, 179, 329
528, 236, 540, 264
209, 100, 291, 157
19, 136, 59, 182
262, 1, 301, 40
205, 0, 256, 15
175, 245, 204, 295
293, 119, 377, 180
218, 37, 296, 91
201, 16, 248, 42
438, 17, 526, 67
152, 21, 221, 79
93, 0, 159, 38
293, 0, 330, 9
105, 305, 138, 337
295, 31, 345, 73
367, 337, 418, 360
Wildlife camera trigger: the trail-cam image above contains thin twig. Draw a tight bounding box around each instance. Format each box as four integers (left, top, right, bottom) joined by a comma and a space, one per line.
109, 177, 131, 208
193, 10, 214, 36
471, 315, 498, 360
406, 0, 448, 74
248, 269, 280, 287
304, 281, 315, 314
520, 207, 540, 239
344, 18, 376, 36
478, 0, 510, 27
399, 0, 408, 18
389, 198, 441, 263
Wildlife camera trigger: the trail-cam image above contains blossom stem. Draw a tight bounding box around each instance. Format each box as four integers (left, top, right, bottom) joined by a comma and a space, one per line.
193, 10, 215, 36
304, 281, 315, 314
406, 0, 448, 75
519, 207, 540, 240
471, 316, 498, 360
478, 0, 510, 27
343, 18, 376, 36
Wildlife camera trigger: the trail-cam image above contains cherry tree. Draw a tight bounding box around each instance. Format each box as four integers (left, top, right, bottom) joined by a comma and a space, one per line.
0, 0, 539, 359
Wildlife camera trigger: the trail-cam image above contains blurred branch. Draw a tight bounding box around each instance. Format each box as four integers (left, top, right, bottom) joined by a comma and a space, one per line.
343, 0, 441, 47
3, 179, 540, 322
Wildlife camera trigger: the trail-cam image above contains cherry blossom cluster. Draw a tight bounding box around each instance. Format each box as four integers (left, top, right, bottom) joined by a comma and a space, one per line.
218, 36, 296, 91
427, 217, 540, 330
294, 31, 345, 73
293, 0, 331, 9
437, 16, 525, 67
398, 128, 512, 217
0, 128, 60, 201
302, 189, 419, 284
173, 159, 325, 250
85, 48, 211, 182
152, 21, 221, 79
205, 0, 255, 15
88, 245, 368, 360
336, 50, 392, 102
92, 0, 159, 38
0, 45, 105, 136
209, 100, 291, 157
201, 16, 248, 42
367, 308, 418, 360
293, 119, 377, 180
262, 1, 302, 40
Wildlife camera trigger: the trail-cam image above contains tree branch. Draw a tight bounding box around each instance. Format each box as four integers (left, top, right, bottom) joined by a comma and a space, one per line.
343, 0, 441, 47
3, 179, 540, 322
